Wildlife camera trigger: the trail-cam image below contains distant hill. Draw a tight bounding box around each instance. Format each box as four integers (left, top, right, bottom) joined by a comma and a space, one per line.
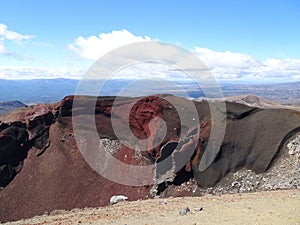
220, 81, 300, 106
0, 101, 27, 115
198, 94, 300, 111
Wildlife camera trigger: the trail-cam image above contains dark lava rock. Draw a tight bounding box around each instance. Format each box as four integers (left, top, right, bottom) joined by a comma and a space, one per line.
192, 103, 300, 188
0, 124, 29, 187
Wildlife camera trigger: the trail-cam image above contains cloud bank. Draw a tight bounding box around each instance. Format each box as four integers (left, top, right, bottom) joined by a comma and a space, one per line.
0, 66, 84, 80
194, 47, 300, 80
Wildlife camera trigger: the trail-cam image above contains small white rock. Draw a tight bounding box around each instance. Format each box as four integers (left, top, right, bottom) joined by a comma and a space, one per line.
179, 207, 190, 215
161, 200, 167, 205
195, 207, 203, 211
109, 195, 128, 205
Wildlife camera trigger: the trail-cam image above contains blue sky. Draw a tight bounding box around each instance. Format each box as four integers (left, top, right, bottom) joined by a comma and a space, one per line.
0, 0, 300, 81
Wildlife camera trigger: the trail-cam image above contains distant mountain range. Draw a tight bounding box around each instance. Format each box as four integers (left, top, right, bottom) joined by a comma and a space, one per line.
0, 79, 78, 104
0, 78, 299, 106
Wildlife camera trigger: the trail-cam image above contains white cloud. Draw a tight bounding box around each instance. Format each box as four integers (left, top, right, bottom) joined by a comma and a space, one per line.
0, 23, 35, 42
68, 29, 153, 60
194, 47, 300, 81
0, 23, 35, 57
195, 47, 258, 69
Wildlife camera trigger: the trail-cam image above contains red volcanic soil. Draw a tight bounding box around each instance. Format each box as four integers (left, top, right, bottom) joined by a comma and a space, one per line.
1, 95, 300, 222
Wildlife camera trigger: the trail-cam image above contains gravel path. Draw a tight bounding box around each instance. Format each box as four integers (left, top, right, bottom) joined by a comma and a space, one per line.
5, 190, 300, 225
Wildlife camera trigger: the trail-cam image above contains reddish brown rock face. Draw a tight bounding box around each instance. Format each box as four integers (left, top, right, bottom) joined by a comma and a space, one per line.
129, 96, 163, 138
1, 95, 300, 222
